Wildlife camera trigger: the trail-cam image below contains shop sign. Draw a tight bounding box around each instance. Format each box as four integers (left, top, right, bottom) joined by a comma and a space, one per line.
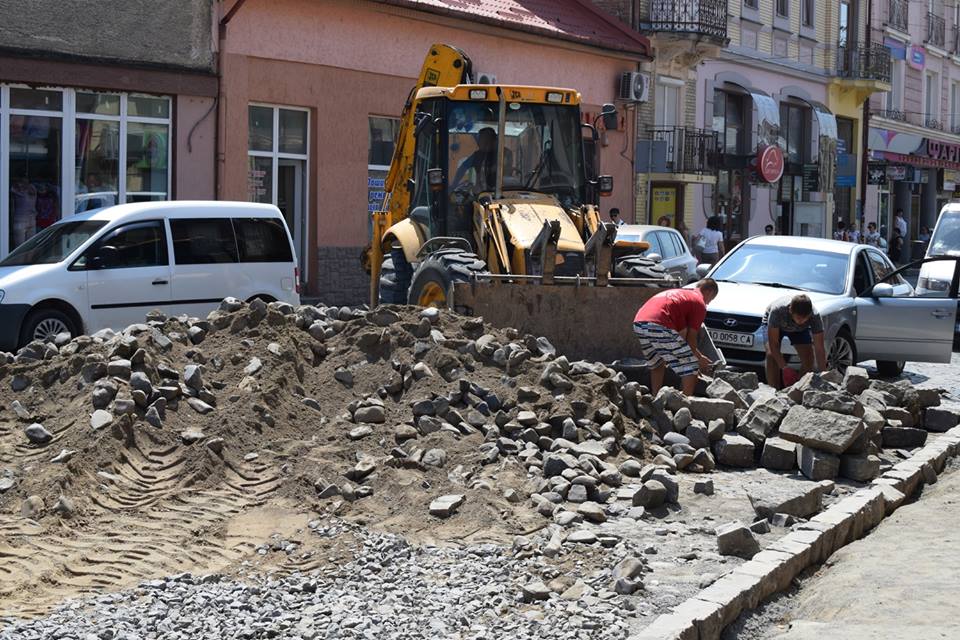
944, 169, 960, 191
757, 145, 784, 183
884, 38, 906, 60
651, 187, 677, 226
925, 138, 960, 163
886, 165, 908, 181
908, 45, 926, 70
867, 163, 887, 185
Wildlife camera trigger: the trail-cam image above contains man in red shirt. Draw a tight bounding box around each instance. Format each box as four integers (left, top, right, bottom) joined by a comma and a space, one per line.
633, 278, 719, 395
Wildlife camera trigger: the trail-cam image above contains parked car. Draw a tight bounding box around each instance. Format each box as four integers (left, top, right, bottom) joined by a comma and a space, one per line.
615, 224, 697, 283
917, 203, 960, 343
0, 201, 300, 351
696, 235, 957, 377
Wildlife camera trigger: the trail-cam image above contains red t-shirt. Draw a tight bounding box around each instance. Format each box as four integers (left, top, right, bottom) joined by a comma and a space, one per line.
633, 288, 707, 334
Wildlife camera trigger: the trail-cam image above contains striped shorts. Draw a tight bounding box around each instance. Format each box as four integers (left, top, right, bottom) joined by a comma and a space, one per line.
633, 321, 699, 377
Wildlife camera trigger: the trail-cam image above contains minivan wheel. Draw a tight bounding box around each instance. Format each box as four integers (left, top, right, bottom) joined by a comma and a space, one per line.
876, 360, 906, 378
828, 331, 857, 373
20, 309, 77, 347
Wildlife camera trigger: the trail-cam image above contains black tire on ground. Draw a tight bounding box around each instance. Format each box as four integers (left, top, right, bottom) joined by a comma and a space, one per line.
613, 254, 669, 285
19, 308, 78, 348
828, 330, 858, 374
876, 360, 906, 378
379, 248, 413, 304
407, 248, 487, 308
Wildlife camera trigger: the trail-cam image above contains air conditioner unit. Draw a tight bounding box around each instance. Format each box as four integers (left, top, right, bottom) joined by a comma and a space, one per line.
619, 71, 650, 103
475, 71, 498, 84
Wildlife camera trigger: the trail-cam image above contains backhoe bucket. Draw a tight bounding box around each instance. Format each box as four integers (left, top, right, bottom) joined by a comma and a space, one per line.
452, 281, 725, 366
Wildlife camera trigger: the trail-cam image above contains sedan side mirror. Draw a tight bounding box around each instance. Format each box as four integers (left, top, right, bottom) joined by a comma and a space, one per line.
647, 252, 663, 264
696, 263, 711, 279
871, 282, 894, 298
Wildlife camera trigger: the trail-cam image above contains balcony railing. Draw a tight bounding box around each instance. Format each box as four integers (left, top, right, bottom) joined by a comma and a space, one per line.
926, 117, 945, 130
644, 126, 719, 175
927, 12, 946, 47
646, 0, 728, 42
953, 25, 960, 54
835, 43, 892, 83
871, 108, 907, 122
887, 0, 908, 32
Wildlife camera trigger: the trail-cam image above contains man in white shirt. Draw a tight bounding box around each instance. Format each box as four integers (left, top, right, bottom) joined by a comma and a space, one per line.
894, 209, 908, 239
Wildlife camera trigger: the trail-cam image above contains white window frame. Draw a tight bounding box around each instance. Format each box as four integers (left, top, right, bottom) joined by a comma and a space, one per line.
925, 70, 941, 126
247, 103, 311, 279
0, 84, 171, 258
887, 58, 905, 112
952, 81, 960, 131
654, 77, 683, 128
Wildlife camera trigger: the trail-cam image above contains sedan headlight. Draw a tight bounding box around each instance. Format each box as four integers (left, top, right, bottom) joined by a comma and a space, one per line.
917, 276, 950, 292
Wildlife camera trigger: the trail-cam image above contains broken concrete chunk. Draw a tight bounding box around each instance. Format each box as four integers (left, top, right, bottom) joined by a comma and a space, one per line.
688, 397, 736, 423
715, 522, 760, 558
842, 366, 870, 395
924, 407, 959, 432
881, 426, 927, 449
839, 454, 880, 482
778, 405, 864, 454
429, 494, 465, 518
747, 479, 823, 519
796, 445, 839, 481
737, 394, 792, 445
802, 389, 861, 416
713, 433, 755, 468
760, 437, 797, 471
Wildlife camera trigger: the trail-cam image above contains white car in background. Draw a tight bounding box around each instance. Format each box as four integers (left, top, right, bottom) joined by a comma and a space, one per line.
0, 201, 300, 352
615, 224, 698, 283
917, 204, 960, 343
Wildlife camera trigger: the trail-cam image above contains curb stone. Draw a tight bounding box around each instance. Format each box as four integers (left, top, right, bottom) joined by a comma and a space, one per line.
629, 425, 960, 640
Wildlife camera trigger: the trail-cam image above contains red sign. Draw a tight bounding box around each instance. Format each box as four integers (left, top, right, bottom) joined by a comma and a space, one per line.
925, 139, 960, 163
758, 145, 784, 183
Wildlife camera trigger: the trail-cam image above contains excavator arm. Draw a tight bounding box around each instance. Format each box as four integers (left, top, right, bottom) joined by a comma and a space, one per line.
367, 44, 473, 306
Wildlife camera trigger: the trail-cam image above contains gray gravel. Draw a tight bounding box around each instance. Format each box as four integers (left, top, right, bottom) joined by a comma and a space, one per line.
0, 522, 641, 640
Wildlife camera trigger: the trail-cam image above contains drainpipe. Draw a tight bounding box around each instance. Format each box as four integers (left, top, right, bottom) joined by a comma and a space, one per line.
215, 0, 252, 200
858, 0, 873, 233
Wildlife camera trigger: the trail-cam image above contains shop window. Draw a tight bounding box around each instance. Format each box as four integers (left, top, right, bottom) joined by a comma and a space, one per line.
246, 104, 309, 278
712, 90, 744, 156
2, 86, 170, 255
369, 117, 400, 167
779, 104, 809, 165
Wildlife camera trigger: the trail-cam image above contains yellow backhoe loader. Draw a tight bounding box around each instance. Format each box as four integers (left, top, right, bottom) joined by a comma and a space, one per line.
364, 44, 685, 363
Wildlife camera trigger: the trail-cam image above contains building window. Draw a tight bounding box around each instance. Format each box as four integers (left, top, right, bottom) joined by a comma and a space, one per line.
780, 103, 809, 165
367, 116, 399, 229
655, 80, 681, 128
886, 58, 905, 112
744, 0, 758, 9
925, 71, 940, 127
776, 0, 789, 18
712, 90, 744, 156
802, 0, 814, 26
247, 104, 309, 276
1, 85, 170, 255
951, 82, 960, 132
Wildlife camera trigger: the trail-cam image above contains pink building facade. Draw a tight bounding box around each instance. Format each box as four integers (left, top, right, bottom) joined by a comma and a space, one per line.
218, 0, 650, 303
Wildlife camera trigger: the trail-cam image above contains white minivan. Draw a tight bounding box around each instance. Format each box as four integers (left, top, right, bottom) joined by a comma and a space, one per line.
0, 201, 300, 351
917, 203, 960, 343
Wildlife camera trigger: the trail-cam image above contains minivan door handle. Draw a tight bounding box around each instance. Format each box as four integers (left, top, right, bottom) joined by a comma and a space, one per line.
152, 279, 169, 286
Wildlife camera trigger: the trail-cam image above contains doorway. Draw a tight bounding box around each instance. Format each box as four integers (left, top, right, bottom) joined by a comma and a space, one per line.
278, 159, 306, 276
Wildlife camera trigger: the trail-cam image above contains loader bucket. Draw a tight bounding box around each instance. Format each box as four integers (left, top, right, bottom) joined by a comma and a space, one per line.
452, 280, 725, 368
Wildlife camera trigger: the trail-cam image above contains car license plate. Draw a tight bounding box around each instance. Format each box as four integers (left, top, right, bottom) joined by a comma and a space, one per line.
708, 329, 754, 347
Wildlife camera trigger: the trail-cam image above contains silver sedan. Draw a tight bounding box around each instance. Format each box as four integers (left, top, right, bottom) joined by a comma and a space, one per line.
697, 235, 958, 377
615, 224, 698, 283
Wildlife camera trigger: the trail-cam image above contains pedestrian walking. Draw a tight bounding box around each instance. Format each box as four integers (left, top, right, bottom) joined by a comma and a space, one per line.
763, 294, 827, 389
894, 209, 908, 239
632, 278, 719, 395
694, 217, 724, 265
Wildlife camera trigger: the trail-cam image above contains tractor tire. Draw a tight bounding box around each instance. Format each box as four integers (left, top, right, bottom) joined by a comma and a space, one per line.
407, 248, 488, 308
613, 254, 669, 286
379, 248, 413, 305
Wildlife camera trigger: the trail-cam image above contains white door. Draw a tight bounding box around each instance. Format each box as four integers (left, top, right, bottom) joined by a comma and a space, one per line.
855, 253, 958, 363
81, 220, 173, 330
168, 216, 250, 319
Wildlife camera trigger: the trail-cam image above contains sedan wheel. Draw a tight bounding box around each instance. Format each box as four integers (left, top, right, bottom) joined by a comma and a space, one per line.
828, 333, 857, 373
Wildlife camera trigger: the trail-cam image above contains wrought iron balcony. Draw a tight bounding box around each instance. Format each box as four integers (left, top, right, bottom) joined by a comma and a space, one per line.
953, 25, 960, 54
645, 0, 728, 42
835, 43, 892, 83
927, 12, 946, 47
951, 124, 960, 135
643, 126, 719, 175
871, 108, 907, 122
926, 117, 944, 130
886, 0, 908, 32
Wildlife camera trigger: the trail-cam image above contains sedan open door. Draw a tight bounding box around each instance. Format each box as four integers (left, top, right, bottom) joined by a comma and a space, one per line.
855, 256, 959, 364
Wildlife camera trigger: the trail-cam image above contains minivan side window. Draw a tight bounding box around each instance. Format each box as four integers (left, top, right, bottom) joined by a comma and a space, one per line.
74, 220, 168, 270
170, 218, 239, 264
234, 218, 293, 262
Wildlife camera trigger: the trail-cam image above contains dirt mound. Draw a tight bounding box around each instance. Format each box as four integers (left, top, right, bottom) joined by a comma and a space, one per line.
0, 299, 652, 616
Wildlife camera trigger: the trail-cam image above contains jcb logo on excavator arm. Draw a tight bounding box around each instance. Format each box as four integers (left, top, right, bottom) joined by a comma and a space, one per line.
424, 68, 441, 86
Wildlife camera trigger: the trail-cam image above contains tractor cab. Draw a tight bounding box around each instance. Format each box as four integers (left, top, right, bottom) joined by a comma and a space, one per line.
407, 86, 604, 246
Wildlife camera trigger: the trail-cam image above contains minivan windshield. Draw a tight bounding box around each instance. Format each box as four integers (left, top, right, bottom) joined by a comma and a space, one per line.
0, 220, 107, 266
711, 244, 850, 295
929, 211, 960, 256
